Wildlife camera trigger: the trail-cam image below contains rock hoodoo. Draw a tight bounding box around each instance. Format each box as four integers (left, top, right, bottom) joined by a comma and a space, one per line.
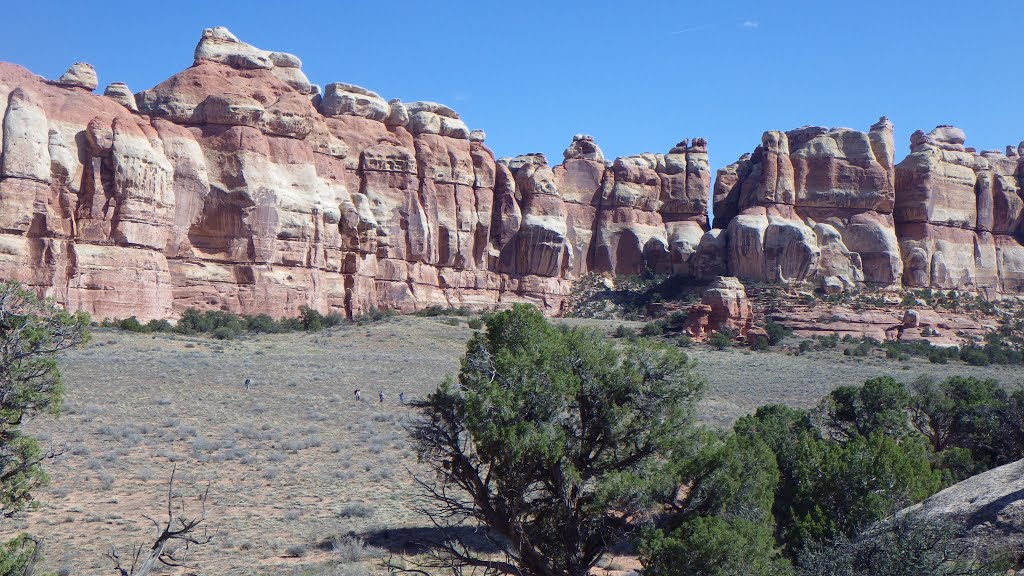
683, 276, 754, 339
0, 28, 1022, 321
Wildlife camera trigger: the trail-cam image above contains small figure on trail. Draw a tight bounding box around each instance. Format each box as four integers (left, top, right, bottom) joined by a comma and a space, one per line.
354, 389, 362, 402
379, 390, 385, 403
399, 392, 405, 404
244, 378, 252, 390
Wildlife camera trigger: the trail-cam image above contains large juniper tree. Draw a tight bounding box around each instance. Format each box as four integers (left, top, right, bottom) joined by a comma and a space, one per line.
0, 282, 90, 571
406, 304, 704, 576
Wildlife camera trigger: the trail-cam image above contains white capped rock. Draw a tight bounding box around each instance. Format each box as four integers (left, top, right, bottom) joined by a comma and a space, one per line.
194, 26, 272, 69
2, 89, 51, 181
406, 101, 459, 119
55, 62, 98, 91
318, 83, 389, 121
103, 82, 138, 111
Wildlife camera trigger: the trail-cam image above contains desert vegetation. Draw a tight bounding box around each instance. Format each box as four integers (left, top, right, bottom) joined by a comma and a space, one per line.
0, 281, 1021, 574
395, 306, 1022, 576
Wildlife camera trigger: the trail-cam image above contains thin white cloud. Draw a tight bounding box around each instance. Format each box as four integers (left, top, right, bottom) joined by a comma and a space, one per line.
667, 23, 716, 35
741, 20, 760, 29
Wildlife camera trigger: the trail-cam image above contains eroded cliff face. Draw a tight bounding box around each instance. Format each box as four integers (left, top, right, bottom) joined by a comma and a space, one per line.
0, 27, 712, 320
711, 118, 902, 293
711, 120, 1024, 298
895, 127, 1024, 297
0, 27, 1021, 321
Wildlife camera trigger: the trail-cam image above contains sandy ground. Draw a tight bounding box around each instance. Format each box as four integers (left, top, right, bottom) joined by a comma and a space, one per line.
3, 316, 1020, 575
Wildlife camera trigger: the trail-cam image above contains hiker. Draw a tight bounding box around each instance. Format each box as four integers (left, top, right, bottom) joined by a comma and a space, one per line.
379, 390, 385, 403
354, 389, 362, 402
244, 378, 252, 390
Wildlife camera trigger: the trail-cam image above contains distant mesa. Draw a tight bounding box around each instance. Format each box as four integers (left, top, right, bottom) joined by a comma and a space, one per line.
0, 26, 1021, 321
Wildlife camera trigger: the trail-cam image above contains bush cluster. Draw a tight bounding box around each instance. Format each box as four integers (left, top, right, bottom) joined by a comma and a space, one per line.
101, 305, 395, 339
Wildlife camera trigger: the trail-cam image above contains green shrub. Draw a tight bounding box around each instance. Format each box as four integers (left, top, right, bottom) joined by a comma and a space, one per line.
959, 345, 991, 366
243, 314, 279, 333
709, 330, 734, 351
118, 316, 146, 332
640, 321, 664, 337
467, 318, 483, 330
750, 335, 769, 351
211, 326, 237, 340
764, 319, 792, 345
612, 325, 634, 339
299, 305, 325, 332
144, 319, 172, 332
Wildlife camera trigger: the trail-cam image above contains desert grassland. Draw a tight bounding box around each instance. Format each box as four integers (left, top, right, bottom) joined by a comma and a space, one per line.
4, 316, 1022, 575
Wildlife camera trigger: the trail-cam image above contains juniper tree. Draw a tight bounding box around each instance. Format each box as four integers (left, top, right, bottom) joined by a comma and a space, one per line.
0, 281, 89, 571
406, 304, 704, 576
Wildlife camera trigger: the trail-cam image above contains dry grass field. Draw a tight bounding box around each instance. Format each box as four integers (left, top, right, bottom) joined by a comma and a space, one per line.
4, 316, 1021, 575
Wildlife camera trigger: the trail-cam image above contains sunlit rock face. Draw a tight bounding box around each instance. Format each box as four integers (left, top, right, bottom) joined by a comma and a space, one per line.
711, 118, 903, 292
895, 126, 1024, 297
1, 28, 1022, 322
6, 27, 699, 319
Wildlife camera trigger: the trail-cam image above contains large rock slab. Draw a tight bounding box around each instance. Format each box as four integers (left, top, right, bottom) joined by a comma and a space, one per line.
900, 458, 1024, 559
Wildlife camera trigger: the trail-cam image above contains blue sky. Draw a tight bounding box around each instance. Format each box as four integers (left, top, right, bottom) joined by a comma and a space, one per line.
3, 1, 1022, 173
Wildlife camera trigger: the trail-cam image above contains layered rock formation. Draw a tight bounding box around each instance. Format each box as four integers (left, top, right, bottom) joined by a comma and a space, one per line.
711, 120, 1024, 299
711, 119, 902, 292
683, 276, 753, 339
0, 27, 714, 320
0, 27, 1022, 322
895, 127, 1024, 297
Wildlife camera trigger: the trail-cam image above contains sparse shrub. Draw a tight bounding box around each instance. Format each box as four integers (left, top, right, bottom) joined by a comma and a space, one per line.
676, 335, 693, 348
709, 330, 734, 351
330, 536, 385, 563
337, 502, 374, 518
441, 317, 460, 326
467, 317, 483, 330
640, 321, 664, 337
612, 325, 634, 339
285, 544, 307, 558
764, 319, 792, 345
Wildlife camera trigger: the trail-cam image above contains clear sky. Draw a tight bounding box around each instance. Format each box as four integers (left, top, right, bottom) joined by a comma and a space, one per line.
3, 1, 1022, 174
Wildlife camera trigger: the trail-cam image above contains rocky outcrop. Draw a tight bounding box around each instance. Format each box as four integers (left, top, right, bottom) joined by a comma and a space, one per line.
0, 28, 1022, 322
711, 119, 902, 292
895, 126, 1024, 297
684, 276, 754, 338
0, 27, 715, 320
900, 457, 1024, 558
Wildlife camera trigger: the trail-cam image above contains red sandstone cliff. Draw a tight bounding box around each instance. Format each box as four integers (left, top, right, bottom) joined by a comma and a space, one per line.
0, 28, 1021, 321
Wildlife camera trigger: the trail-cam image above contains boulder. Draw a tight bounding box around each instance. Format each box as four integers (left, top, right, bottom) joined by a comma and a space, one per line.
54, 62, 98, 91
900, 458, 1024, 559
563, 134, 604, 162
684, 276, 754, 338
103, 82, 138, 111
